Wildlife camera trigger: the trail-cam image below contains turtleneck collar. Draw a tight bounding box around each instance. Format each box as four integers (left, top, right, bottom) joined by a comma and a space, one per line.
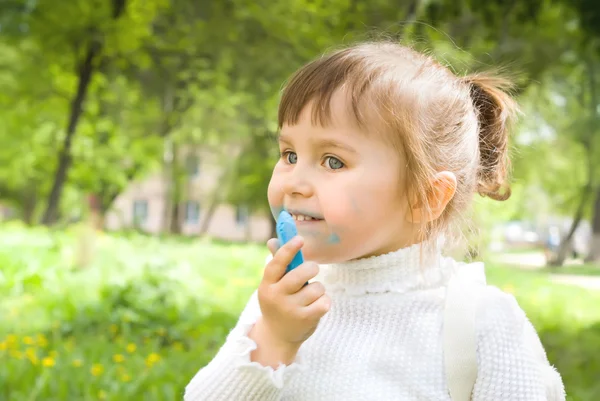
318, 238, 458, 295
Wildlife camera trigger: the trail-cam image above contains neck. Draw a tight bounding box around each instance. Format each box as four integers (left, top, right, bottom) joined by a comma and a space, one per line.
318, 237, 455, 295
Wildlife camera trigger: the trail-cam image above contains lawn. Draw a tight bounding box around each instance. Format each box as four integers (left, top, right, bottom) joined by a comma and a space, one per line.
0, 222, 598, 400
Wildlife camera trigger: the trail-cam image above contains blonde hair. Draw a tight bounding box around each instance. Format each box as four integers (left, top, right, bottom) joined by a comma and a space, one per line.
278, 42, 518, 243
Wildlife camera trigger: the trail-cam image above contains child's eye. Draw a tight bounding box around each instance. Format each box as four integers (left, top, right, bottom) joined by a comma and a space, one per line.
325, 156, 344, 170
282, 151, 297, 164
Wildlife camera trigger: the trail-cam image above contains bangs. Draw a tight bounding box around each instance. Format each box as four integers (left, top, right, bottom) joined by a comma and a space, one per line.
277, 46, 397, 130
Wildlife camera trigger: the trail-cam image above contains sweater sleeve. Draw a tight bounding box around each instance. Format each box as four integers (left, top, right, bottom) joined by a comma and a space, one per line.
184, 290, 305, 401
472, 286, 566, 401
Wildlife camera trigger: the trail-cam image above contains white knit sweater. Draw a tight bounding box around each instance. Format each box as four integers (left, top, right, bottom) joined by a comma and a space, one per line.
185, 243, 565, 400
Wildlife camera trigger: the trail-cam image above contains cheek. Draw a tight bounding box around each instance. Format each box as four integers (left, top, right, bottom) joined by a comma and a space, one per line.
267, 173, 283, 210
346, 177, 406, 223
266, 180, 276, 205
321, 185, 362, 228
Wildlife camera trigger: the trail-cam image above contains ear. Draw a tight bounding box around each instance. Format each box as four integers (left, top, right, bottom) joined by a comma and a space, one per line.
408, 171, 457, 224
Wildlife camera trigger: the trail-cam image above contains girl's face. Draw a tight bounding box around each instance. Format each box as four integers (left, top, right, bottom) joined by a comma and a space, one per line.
268, 90, 419, 263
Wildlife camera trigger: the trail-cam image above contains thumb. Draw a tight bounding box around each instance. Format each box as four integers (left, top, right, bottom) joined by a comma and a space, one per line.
266, 238, 280, 257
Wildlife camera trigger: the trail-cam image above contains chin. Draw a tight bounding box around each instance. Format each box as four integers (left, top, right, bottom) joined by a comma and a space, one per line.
302, 247, 352, 265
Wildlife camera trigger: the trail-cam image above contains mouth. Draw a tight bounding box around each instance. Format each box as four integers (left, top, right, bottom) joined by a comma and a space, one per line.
286, 209, 324, 223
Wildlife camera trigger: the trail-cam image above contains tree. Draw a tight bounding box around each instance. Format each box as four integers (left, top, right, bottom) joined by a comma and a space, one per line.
39, 0, 130, 224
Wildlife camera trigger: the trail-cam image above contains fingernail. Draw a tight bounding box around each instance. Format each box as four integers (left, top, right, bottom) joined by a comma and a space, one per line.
293, 236, 303, 246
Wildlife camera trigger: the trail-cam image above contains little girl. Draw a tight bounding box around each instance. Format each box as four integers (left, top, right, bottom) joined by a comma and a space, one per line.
185, 42, 565, 400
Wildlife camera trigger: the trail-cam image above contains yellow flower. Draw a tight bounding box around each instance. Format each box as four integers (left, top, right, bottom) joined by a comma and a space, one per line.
36, 334, 49, 348
42, 357, 55, 367
503, 284, 516, 294
0, 342, 7, 351
120, 373, 132, 382
145, 352, 161, 368
91, 363, 104, 376
25, 348, 38, 365
23, 336, 35, 346
126, 343, 136, 353
6, 334, 17, 345
113, 354, 125, 363
65, 338, 76, 352
72, 359, 83, 367
172, 342, 184, 351
9, 350, 23, 359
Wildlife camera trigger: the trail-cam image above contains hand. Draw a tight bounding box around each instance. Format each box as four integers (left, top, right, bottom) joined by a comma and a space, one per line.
248, 236, 331, 366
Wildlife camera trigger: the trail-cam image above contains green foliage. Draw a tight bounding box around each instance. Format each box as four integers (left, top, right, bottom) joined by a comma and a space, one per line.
486, 263, 600, 400
0, 222, 265, 400
1, 226, 599, 399
0, 0, 598, 228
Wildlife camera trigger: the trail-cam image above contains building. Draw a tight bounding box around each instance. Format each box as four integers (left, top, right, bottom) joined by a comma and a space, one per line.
104, 149, 273, 243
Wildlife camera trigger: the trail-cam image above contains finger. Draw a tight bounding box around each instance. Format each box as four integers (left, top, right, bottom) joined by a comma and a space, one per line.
262, 236, 304, 284
266, 238, 280, 256
279, 261, 319, 294
300, 293, 331, 321
292, 281, 326, 307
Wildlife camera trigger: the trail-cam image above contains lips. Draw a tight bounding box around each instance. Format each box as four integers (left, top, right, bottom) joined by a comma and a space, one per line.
291, 214, 320, 222
286, 209, 324, 222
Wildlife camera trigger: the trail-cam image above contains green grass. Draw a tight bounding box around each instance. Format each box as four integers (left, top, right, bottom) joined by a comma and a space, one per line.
539, 264, 600, 277
484, 263, 600, 400
0, 222, 598, 400
0, 222, 265, 401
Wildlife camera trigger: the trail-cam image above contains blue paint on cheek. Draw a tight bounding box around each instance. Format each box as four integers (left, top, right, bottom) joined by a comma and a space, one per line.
350, 197, 361, 214
328, 233, 341, 244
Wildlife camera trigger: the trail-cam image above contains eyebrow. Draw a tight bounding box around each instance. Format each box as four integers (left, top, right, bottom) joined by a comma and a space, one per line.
278, 135, 357, 154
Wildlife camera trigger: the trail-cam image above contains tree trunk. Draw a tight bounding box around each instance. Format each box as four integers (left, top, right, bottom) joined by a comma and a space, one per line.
161, 138, 172, 233
405, 0, 419, 22
41, 0, 128, 225
97, 163, 141, 221
170, 203, 182, 234
199, 195, 220, 235
551, 183, 593, 266
21, 189, 37, 225
244, 207, 252, 241
97, 185, 121, 230
41, 40, 101, 225
198, 159, 240, 235
168, 142, 183, 234
583, 52, 599, 263
585, 186, 600, 263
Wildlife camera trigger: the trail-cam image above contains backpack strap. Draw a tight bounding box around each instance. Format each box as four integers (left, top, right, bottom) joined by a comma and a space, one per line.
443, 262, 486, 401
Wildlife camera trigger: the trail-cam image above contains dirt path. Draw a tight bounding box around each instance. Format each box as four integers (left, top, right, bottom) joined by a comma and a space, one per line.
491, 252, 600, 291
547, 274, 600, 290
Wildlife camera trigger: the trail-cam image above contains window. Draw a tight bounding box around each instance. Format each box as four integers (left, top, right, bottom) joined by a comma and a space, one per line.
185, 201, 200, 224
185, 154, 200, 178
235, 205, 249, 226
133, 200, 148, 225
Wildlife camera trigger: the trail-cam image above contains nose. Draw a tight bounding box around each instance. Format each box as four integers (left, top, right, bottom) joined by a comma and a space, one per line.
282, 164, 314, 198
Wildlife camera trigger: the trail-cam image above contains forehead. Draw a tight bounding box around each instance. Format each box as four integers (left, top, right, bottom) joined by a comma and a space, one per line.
278, 90, 362, 145
281, 88, 387, 138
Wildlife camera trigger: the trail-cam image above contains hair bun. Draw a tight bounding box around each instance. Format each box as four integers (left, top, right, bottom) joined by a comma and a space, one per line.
464, 74, 519, 201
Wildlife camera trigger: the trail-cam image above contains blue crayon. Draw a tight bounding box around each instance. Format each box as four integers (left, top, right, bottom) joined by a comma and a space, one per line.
276, 210, 305, 274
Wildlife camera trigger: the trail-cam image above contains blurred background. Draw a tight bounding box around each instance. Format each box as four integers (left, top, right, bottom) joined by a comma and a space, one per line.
0, 0, 599, 400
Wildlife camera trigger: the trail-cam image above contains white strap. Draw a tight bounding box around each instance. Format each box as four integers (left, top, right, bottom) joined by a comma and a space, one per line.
444, 263, 485, 401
